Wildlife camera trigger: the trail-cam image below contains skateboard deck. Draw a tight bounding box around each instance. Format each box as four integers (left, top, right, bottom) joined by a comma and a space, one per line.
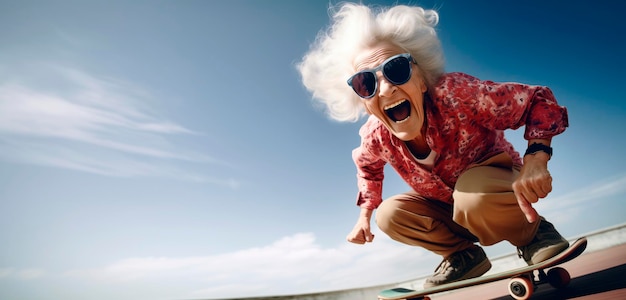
378, 237, 587, 300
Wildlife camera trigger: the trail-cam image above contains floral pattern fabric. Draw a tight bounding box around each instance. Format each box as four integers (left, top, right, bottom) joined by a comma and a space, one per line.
353, 72, 568, 209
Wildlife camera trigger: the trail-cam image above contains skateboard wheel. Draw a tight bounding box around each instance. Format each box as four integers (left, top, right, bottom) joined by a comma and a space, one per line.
509, 277, 533, 300
547, 267, 571, 288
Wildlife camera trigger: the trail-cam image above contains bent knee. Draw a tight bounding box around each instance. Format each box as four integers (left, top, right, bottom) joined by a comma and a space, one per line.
375, 199, 435, 234
453, 190, 485, 215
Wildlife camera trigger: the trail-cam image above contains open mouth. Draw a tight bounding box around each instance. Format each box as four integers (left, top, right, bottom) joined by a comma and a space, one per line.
384, 99, 411, 123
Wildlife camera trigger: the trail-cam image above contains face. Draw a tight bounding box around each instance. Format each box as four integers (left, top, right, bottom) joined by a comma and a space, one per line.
351, 43, 427, 141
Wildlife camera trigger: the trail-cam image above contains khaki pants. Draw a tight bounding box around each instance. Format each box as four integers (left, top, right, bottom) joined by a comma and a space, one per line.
376, 153, 540, 257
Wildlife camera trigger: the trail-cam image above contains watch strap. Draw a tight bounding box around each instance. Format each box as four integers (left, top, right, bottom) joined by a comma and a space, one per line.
524, 143, 553, 158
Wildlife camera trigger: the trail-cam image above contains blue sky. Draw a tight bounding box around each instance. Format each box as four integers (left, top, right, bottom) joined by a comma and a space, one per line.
0, 0, 624, 299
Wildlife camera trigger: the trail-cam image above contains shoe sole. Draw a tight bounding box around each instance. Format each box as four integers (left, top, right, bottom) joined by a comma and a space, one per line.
423, 259, 492, 289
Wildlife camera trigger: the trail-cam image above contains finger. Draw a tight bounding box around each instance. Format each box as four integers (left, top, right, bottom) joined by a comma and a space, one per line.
529, 175, 550, 199
347, 233, 365, 244
526, 191, 539, 203
531, 186, 547, 199
520, 187, 539, 204
514, 180, 538, 204
347, 236, 365, 244
535, 185, 547, 199
539, 179, 552, 198
516, 193, 539, 223
525, 206, 539, 223
366, 233, 375, 243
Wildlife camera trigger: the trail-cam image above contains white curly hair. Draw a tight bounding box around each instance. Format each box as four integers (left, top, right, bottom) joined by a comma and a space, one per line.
297, 3, 444, 122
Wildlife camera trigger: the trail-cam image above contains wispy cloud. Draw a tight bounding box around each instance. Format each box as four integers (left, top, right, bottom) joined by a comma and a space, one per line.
58, 231, 436, 299
535, 173, 626, 224
0, 268, 46, 280
52, 174, 626, 299
0, 64, 237, 186
3, 174, 625, 299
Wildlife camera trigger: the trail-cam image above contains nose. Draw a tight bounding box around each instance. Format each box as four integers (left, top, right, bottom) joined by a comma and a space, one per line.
377, 73, 396, 98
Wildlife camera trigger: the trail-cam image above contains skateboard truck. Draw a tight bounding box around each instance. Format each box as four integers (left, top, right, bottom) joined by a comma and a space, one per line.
508, 266, 571, 299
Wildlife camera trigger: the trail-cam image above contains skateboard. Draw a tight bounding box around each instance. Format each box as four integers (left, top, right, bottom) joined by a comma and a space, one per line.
378, 237, 587, 300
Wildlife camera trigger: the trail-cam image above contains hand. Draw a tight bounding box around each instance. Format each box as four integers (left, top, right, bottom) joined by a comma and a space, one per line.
346, 221, 375, 244
512, 151, 552, 223
346, 209, 375, 244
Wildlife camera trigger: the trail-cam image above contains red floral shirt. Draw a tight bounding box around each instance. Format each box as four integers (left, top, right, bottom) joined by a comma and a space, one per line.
353, 72, 569, 209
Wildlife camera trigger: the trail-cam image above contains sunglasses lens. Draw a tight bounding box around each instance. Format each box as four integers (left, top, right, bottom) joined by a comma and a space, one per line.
383, 57, 411, 84
351, 72, 377, 98
348, 54, 413, 98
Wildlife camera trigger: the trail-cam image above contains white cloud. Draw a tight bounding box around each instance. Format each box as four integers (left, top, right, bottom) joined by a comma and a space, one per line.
0, 268, 46, 280
536, 173, 626, 213
2, 173, 622, 299
58, 231, 437, 299
0, 268, 13, 279
47, 174, 623, 299
17, 269, 46, 280
0, 64, 238, 186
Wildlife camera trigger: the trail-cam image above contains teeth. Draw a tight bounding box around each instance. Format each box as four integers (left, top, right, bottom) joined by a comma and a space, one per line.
384, 99, 407, 110
395, 116, 409, 124
383, 99, 411, 124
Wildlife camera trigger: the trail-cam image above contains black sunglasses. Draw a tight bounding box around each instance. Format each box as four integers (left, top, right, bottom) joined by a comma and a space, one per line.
347, 53, 415, 99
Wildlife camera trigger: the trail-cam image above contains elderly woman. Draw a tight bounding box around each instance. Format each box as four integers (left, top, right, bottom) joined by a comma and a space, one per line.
298, 3, 570, 287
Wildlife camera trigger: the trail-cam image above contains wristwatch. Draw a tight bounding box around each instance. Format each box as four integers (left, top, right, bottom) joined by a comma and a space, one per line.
524, 143, 553, 158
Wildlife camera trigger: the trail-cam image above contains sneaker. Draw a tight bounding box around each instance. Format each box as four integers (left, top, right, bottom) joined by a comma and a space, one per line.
517, 217, 569, 265
423, 245, 492, 288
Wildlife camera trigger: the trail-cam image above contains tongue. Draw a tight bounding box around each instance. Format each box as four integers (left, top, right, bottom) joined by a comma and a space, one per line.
386, 100, 411, 122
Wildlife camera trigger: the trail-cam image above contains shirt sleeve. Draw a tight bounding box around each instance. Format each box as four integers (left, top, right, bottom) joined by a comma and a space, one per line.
352, 119, 386, 210
441, 73, 569, 140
